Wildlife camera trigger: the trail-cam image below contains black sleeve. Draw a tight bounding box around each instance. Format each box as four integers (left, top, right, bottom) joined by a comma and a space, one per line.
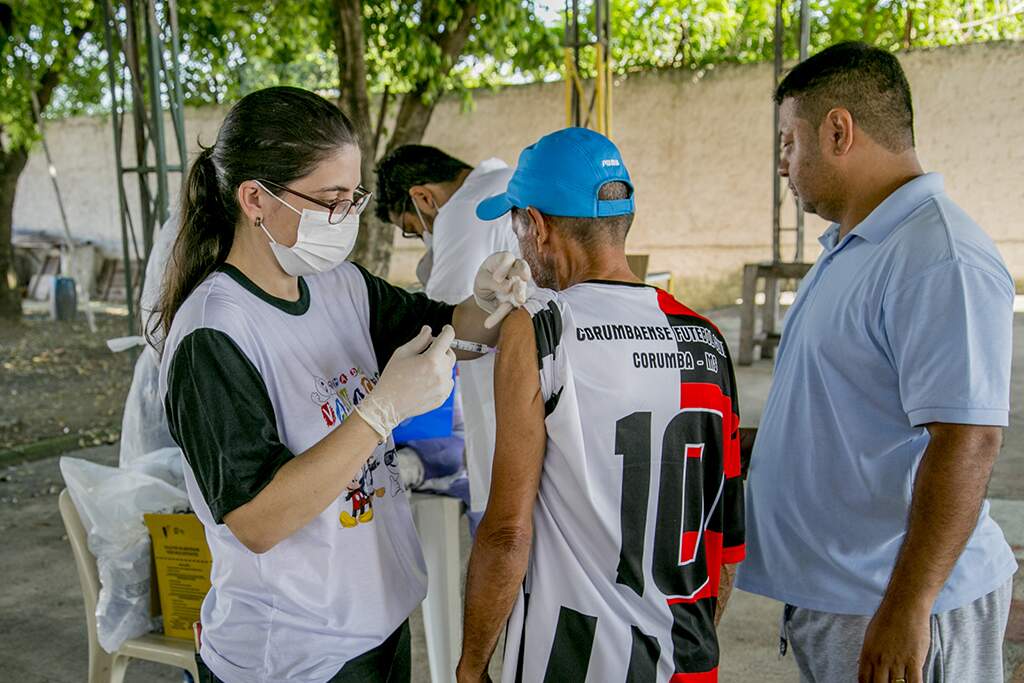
164, 328, 294, 523
354, 263, 456, 370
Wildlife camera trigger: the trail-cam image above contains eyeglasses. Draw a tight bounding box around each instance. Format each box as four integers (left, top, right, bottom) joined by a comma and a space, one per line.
258, 179, 372, 225
393, 196, 421, 239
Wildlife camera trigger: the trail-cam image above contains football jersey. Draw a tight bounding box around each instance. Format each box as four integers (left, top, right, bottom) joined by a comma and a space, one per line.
504, 281, 744, 683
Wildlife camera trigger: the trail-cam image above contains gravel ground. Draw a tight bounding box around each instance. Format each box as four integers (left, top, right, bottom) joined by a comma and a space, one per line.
0, 310, 134, 454
1, 307, 1020, 681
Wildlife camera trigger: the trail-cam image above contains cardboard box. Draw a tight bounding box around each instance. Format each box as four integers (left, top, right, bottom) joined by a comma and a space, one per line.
144, 513, 212, 641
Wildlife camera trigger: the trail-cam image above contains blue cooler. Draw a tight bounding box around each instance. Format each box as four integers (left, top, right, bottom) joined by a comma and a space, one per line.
391, 370, 456, 442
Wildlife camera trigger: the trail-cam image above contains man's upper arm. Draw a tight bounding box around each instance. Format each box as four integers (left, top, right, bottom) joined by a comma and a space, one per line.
484, 308, 547, 530
884, 261, 1013, 428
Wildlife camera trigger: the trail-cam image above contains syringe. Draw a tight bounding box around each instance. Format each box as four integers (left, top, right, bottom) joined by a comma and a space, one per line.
450, 338, 498, 354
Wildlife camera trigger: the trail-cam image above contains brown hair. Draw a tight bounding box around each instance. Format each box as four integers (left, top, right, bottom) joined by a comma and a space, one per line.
149, 87, 358, 346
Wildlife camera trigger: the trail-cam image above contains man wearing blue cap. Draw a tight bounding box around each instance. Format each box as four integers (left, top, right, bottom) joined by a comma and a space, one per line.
457, 128, 745, 683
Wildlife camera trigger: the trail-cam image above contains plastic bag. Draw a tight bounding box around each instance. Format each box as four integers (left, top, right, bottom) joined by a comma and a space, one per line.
118, 208, 180, 469
118, 345, 177, 468
60, 456, 188, 653
125, 446, 186, 491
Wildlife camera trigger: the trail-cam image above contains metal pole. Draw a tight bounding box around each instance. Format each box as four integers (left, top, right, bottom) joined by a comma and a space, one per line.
598, 0, 612, 136
771, 0, 783, 264
145, 0, 170, 236
563, 2, 573, 127
571, 0, 580, 126
604, 0, 613, 137
122, 164, 185, 174
594, 0, 604, 135
166, 0, 188, 165
103, 0, 137, 333
795, 0, 810, 261
799, 0, 810, 60
123, 0, 153, 276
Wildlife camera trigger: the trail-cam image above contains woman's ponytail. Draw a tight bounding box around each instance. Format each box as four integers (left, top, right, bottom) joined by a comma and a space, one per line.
148, 146, 233, 347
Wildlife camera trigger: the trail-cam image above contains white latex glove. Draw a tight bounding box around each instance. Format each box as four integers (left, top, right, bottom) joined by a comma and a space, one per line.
355, 325, 456, 441
473, 251, 534, 329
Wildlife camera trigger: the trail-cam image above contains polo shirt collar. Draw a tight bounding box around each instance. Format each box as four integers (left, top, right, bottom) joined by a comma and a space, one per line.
817, 172, 944, 250
818, 223, 841, 250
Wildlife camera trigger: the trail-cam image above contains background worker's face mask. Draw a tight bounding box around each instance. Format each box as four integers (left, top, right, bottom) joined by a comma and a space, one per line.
412, 196, 436, 243
257, 180, 359, 277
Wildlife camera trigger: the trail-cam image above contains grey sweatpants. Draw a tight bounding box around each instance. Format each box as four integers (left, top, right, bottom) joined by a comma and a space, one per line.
781, 579, 1012, 682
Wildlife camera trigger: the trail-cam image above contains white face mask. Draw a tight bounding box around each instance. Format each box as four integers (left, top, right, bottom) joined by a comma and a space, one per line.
257, 181, 359, 277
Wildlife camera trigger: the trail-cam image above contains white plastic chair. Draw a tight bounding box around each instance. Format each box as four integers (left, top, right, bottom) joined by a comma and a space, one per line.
58, 489, 199, 683
411, 493, 463, 683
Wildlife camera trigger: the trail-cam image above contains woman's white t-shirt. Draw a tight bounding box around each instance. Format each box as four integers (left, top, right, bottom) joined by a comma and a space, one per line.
158, 262, 453, 683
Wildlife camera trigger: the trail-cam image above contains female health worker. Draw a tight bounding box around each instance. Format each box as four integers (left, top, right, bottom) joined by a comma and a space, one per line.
154, 86, 529, 683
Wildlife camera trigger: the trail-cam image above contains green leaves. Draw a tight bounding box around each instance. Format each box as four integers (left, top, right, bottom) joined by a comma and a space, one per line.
0, 1, 102, 149
2, 1, 1022, 148
580, 0, 1024, 76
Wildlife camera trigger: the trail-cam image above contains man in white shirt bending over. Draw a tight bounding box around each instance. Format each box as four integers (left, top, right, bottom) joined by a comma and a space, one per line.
375, 146, 520, 528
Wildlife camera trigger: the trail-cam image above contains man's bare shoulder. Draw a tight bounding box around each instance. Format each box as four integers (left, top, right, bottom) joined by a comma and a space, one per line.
497, 307, 539, 371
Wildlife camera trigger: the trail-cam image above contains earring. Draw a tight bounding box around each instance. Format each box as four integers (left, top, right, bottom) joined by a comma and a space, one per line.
255, 216, 263, 228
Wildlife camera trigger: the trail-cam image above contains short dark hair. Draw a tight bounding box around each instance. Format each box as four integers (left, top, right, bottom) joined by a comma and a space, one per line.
374, 145, 472, 222
513, 181, 635, 248
775, 41, 914, 152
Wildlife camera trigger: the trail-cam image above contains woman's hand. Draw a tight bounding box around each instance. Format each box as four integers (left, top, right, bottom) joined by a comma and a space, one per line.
355, 325, 456, 441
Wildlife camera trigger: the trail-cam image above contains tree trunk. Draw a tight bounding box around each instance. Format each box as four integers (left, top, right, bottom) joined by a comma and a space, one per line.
388, 85, 437, 154
347, 87, 439, 279
0, 13, 91, 322
335, 0, 480, 278
904, 2, 914, 48
334, 0, 394, 276
0, 146, 29, 322
861, 0, 877, 44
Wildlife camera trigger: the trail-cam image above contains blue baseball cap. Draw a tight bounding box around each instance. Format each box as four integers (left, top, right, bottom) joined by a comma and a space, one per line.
476, 127, 634, 221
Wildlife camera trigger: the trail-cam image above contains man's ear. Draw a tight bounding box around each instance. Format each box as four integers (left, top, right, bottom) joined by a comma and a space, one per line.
823, 107, 855, 157
527, 206, 549, 246
408, 186, 437, 215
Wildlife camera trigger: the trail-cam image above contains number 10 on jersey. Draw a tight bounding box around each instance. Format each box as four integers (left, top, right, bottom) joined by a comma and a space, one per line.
614, 406, 732, 676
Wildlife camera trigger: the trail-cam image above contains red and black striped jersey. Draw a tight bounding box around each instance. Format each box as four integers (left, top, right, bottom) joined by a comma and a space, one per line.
505, 281, 744, 683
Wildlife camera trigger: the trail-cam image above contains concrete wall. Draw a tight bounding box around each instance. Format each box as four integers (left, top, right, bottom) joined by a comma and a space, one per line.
14, 41, 1024, 300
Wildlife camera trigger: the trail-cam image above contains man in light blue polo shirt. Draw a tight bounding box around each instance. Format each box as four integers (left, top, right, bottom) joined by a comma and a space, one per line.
736, 41, 1016, 683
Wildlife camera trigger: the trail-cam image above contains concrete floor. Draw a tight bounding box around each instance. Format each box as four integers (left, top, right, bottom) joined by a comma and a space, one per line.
0, 311, 1020, 682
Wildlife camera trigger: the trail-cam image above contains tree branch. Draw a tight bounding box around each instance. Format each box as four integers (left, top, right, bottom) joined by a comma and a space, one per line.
18, 6, 96, 125
333, 0, 373, 141
385, 0, 480, 151
31, 70, 62, 126
345, 0, 481, 274
372, 85, 391, 161
0, 3, 12, 36
419, 0, 440, 41
436, 1, 478, 62
949, 1, 1024, 31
